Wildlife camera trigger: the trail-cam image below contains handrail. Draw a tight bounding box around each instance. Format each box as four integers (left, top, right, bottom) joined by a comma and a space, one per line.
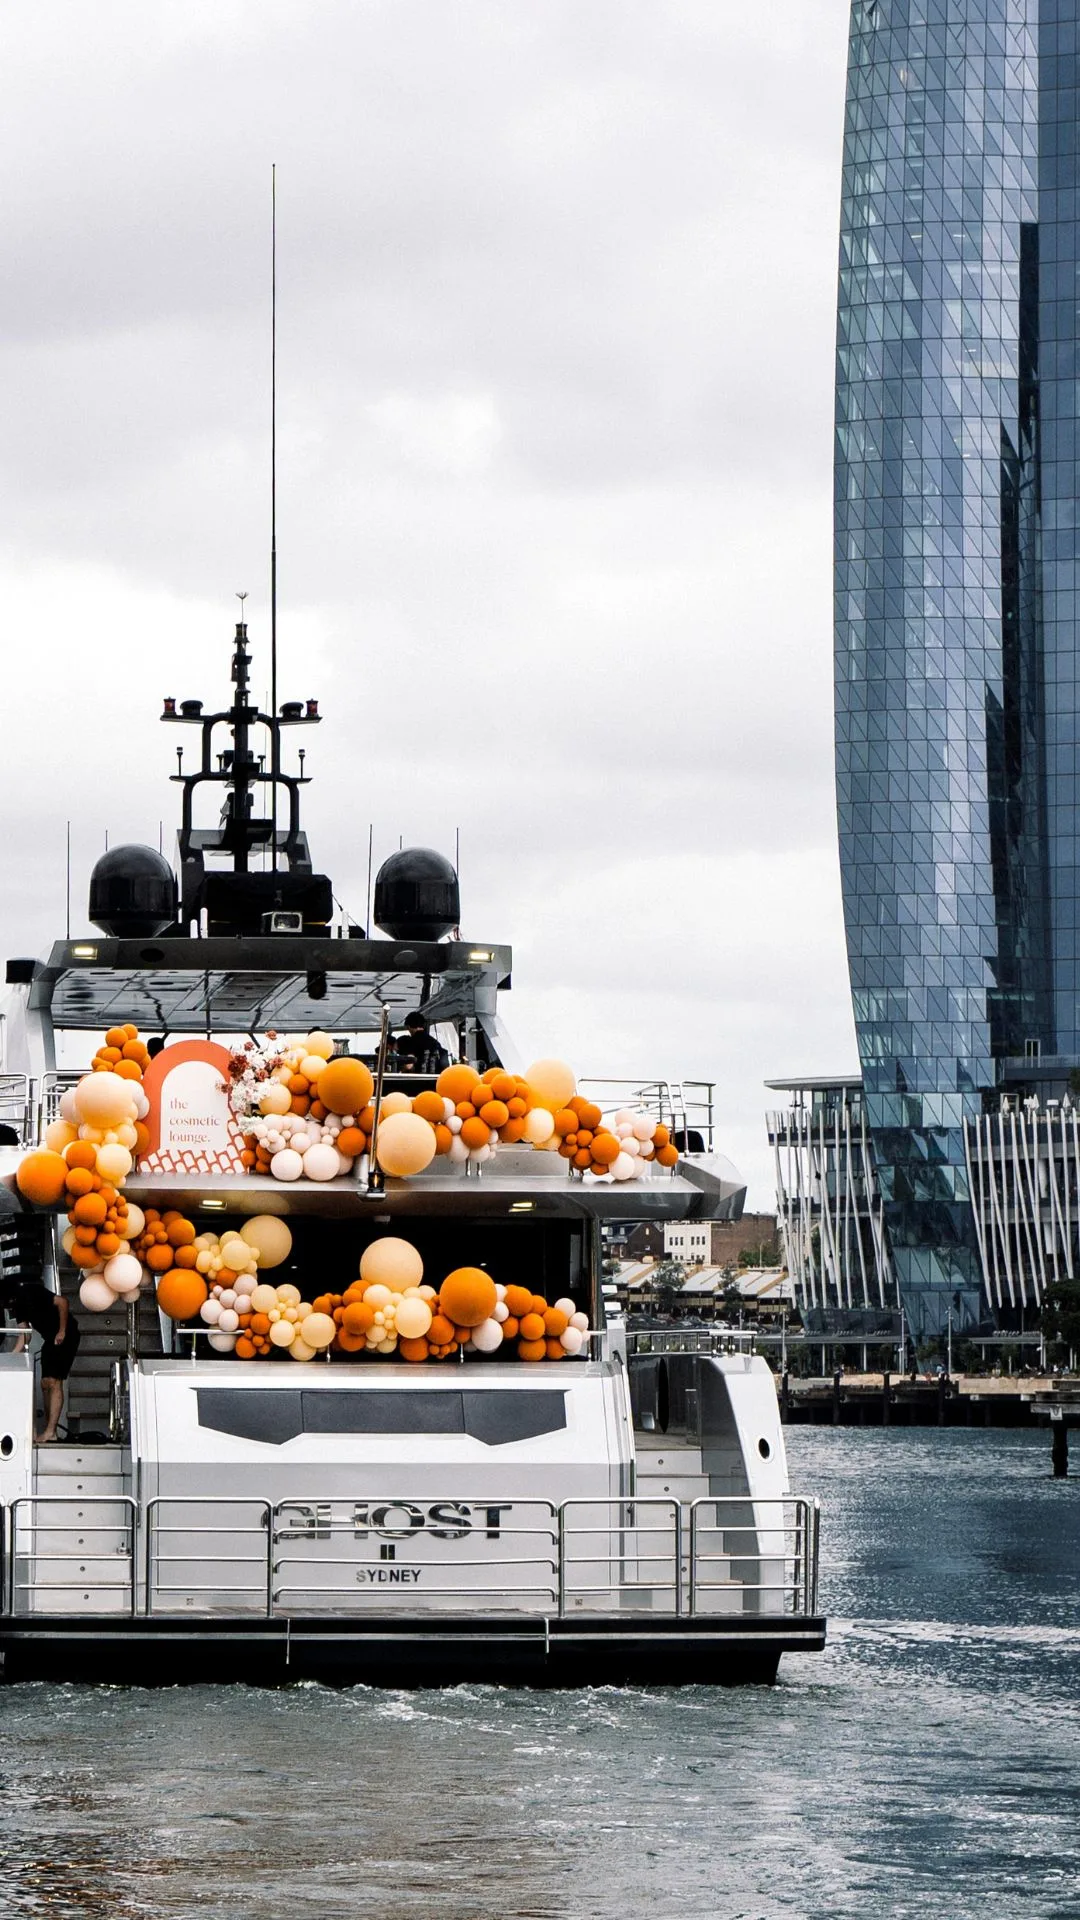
0, 1492, 821, 1622
9, 1493, 138, 1617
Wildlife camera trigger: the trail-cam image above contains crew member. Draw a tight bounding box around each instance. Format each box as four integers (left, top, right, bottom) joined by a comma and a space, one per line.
10, 1282, 80, 1445
393, 1013, 449, 1075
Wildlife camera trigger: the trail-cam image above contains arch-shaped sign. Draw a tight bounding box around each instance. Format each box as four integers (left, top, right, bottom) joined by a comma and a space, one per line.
139, 1040, 247, 1175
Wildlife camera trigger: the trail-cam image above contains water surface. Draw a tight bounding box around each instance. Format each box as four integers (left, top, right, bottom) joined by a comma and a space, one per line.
0, 1427, 1076, 1918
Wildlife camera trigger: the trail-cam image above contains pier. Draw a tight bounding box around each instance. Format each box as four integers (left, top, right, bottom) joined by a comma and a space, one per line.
779, 1370, 1075, 1433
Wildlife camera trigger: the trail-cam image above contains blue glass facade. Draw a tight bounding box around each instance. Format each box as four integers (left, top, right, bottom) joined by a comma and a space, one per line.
834, 0, 1080, 1337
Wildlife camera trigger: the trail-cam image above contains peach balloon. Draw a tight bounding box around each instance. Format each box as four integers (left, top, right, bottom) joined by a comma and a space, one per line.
523, 1059, 576, 1111
375, 1112, 437, 1178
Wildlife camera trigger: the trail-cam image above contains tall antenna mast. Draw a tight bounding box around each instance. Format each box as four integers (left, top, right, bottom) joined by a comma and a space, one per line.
270, 162, 279, 872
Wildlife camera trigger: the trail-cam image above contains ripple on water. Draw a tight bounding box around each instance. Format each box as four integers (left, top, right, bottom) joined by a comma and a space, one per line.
0, 1428, 1076, 1918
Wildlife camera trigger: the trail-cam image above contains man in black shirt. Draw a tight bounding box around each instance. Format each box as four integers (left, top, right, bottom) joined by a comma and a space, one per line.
392, 1013, 450, 1075
10, 1284, 80, 1444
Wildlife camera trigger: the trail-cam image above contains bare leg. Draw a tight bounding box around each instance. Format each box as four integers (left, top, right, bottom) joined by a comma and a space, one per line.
36, 1377, 64, 1444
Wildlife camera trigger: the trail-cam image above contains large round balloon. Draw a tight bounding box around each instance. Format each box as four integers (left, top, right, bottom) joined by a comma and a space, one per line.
439, 1266, 498, 1327
156, 1269, 209, 1320
95, 1143, 133, 1184
79, 1275, 117, 1312
375, 1112, 437, 1178
522, 1107, 555, 1145
16, 1150, 69, 1207
102, 1254, 142, 1294
318, 1056, 375, 1117
523, 1059, 576, 1111
75, 1072, 137, 1130
300, 1312, 336, 1349
239, 1215, 293, 1269
394, 1295, 433, 1340
359, 1237, 424, 1293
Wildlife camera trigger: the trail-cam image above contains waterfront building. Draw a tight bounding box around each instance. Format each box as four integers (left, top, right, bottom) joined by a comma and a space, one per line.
766, 1077, 896, 1333
834, 0, 1080, 1337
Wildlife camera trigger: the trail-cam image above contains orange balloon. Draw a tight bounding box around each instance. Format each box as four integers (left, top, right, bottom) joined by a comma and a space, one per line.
398, 1336, 430, 1363
411, 1091, 445, 1124
146, 1244, 174, 1273
113, 1059, 143, 1082
656, 1144, 679, 1167
545, 1339, 566, 1360
105, 1026, 129, 1050
590, 1132, 621, 1166
16, 1150, 69, 1208
166, 1217, 196, 1248
343, 1300, 377, 1335
64, 1141, 99, 1171
70, 1243, 102, 1270
434, 1123, 453, 1154
173, 1247, 198, 1269
518, 1338, 547, 1362
336, 1328, 367, 1352
543, 1308, 569, 1336
438, 1267, 497, 1327
519, 1312, 546, 1342
460, 1117, 492, 1151
336, 1127, 366, 1159
428, 1313, 455, 1345
499, 1118, 526, 1143
553, 1109, 577, 1137
235, 1337, 256, 1360
156, 1269, 208, 1321
478, 1099, 509, 1130
436, 1063, 481, 1105
488, 1072, 517, 1103
318, 1056, 375, 1117
72, 1192, 108, 1227
64, 1167, 95, 1198
503, 1285, 532, 1318
502, 1316, 520, 1340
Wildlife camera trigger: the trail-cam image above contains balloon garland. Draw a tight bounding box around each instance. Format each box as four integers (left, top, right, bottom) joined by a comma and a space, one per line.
222, 1233, 590, 1364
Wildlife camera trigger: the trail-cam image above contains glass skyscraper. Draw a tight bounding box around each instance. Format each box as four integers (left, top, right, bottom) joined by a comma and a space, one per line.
835, 1, 1078, 1337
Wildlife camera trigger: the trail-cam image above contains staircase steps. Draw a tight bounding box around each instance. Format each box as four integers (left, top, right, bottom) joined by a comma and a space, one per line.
57, 1283, 162, 1439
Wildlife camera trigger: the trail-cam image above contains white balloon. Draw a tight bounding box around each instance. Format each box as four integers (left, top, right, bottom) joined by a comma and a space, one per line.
448, 1136, 469, 1164
132, 1085, 150, 1119
553, 1297, 576, 1318
218, 1308, 239, 1333
493, 1301, 509, 1322
59, 1089, 79, 1124
619, 1136, 641, 1157
632, 1115, 654, 1141
270, 1148, 304, 1182
208, 1330, 237, 1353
560, 1326, 584, 1355
612, 1152, 638, 1181
614, 1109, 635, 1126
233, 1272, 256, 1297
469, 1318, 504, 1353
302, 1143, 340, 1183
446, 1114, 463, 1134
102, 1254, 142, 1294
78, 1276, 115, 1312
200, 1299, 222, 1325
217, 1289, 237, 1310
570, 1311, 589, 1331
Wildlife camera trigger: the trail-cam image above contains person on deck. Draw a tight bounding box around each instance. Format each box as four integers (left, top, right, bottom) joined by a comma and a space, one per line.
392, 1013, 450, 1075
10, 1283, 81, 1444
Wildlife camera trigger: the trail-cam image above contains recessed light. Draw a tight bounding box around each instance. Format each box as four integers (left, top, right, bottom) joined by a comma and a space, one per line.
200, 1199, 227, 1211
71, 944, 98, 960
467, 949, 493, 963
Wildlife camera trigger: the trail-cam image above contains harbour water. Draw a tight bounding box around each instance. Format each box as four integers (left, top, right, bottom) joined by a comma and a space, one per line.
0, 1427, 1076, 1919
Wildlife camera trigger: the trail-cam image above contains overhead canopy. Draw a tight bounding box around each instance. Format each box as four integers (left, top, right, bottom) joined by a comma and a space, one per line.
25, 936, 511, 1036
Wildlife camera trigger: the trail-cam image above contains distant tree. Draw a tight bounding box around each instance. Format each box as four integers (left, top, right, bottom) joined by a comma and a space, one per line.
651, 1260, 686, 1308
1041, 1279, 1080, 1360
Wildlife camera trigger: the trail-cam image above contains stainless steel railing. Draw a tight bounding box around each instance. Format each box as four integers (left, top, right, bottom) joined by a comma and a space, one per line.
1, 1493, 820, 1620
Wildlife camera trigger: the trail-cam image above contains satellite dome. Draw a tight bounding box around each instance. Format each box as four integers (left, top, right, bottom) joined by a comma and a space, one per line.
374, 848, 459, 942
88, 845, 179, 939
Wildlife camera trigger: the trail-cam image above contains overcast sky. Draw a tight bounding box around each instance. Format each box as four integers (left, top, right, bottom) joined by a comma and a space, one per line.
0, 1, 858, 1206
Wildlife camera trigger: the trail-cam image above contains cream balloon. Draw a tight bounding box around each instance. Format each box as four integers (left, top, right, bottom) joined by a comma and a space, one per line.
275, 1283, 301, 1306
305, 1031, 335, 1061
300, 1053, 328, 1083
115, 1122, 139, 1150
363, 1284, 393, 1309
287, 1336, 317, 1361
522, 1106, 555, 1145
375, 1112, 437, 1178
359, 1237, 424, 1294
300, 1312, 336, 1349
95, 1143, 133, 1184
523, 1058, 576, 1111
59, 1089, 79, 1125
79, 1276, 116, 1312
45, 1119, 77, 1154
75, 1073, 138, 1129
258, 1081, 292, 1116
269, 1319, 297, 1347
378, 1091, 412, 1118
394, 1296, 433, 1340
249, 1283, 279, 1314
123, 1203, 146, 1242
61, 1226, 77, 1257
239, 1215, 293, 1268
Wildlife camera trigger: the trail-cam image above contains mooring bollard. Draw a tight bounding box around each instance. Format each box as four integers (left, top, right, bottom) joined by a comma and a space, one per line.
832, 1369, 842, 1426
1052, 1417, 1069, 1479
882, 1370, 891, 1427
780, 1370, 790, 1424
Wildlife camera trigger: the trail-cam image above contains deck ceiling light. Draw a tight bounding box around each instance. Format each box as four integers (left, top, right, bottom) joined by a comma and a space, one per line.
71, 944, 99, 960
200, 1199, 227, 1211
468, 949, 492, 963
510, 1201, 534, 1212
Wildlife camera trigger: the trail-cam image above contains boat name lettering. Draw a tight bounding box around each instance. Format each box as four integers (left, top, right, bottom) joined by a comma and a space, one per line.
352, 1501, 513, 1541
356, 1567, 422, 1584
